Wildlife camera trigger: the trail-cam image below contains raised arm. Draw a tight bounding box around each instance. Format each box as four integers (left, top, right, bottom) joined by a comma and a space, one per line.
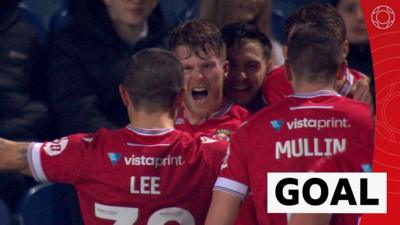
0, 138, 32, 176
205, 190, 242, 225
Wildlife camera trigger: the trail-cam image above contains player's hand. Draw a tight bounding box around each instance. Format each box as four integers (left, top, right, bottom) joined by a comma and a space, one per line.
351, 78, 372, 105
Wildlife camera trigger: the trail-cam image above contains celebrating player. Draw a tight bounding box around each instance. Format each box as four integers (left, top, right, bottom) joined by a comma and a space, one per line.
205, 21, 374, 225
263, 3, 372, 106
169, 19, 249, 141
222, 22, 273, 114
0, 48, 226, 225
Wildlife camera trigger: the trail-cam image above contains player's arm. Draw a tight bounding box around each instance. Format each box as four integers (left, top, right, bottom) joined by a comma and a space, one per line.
205, 190, 242, 225
0, 138, 32, 176
288, 213, 332, 225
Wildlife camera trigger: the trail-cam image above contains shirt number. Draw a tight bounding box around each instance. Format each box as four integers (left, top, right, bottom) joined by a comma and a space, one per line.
95, 203, 195, 225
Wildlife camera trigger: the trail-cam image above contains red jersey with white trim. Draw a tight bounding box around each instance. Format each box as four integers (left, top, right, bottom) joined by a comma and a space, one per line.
309, 141, 373, 225
175, 100, 249, 142
27, 127, 227, 225
214, 90, 374, 225
262, 65, 367, 105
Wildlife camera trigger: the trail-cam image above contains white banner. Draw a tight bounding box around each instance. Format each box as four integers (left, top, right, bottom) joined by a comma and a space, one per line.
267, 172, 386, 213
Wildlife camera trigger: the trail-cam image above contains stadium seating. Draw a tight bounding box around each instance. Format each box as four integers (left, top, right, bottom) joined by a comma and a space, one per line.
0, 198, 11, 225
18, 183, 83, 225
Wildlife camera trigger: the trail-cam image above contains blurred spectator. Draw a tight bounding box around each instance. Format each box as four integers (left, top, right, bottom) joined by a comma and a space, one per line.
199, 0, 284, 66
45, 0, 169, 137
0, 0, 48, 213
222, 23, 273, 113
19, 0, 64, 30
332, 0, 373, 77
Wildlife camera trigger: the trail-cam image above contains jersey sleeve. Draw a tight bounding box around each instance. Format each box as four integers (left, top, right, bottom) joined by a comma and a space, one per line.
213, 134, 250, 200
28, 133, 91, 184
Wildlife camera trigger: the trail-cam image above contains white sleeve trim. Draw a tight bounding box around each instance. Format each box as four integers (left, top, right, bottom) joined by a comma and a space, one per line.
28, 143, 48, 182
213, 177, 248, 200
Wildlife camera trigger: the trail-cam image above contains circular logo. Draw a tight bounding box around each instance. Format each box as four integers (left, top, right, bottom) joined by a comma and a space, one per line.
371, 5, 395, 29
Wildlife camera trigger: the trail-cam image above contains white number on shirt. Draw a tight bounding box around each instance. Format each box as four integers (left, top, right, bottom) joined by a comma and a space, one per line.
95, 203, 195, 225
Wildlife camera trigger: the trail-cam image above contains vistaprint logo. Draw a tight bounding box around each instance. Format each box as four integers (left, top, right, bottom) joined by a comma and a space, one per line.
124, 155, 184, 168
271, 118, 351, 132
286, 118, 351, 130
270, 120, 284, 132
108, 152, 122, 166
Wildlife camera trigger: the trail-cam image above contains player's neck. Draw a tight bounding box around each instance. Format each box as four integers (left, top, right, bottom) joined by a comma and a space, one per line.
292, 82, 336, 94
183, 99, 226, 125
129, 110, 174, 129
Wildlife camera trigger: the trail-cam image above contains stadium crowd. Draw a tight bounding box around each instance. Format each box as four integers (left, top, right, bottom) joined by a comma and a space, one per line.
0, 0, 374, 225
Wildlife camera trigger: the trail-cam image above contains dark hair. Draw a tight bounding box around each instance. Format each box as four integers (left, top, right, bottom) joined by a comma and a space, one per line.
287, 26, 342, 84
284, 3, 346, 44
222, 22, 272, 60
168, 19, 226, 59
123, 48, 184, 113
331, 0, 340, 7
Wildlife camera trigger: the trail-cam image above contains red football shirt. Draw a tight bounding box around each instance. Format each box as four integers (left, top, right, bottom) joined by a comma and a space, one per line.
28, 127, 227, 225
309, 140, 373, 225
263, 66, 367, 105
214, 90, 374, 225
175, 100, 249, 142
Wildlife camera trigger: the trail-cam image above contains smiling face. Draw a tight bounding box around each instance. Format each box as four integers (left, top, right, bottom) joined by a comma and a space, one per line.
173, 46, 228, 120
231, 0, 266, 23
225, 39, 270, 106
103, 0, 158, 26
336, 0, 368, 44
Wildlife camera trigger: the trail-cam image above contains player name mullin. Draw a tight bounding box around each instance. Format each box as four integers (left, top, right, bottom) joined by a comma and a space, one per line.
275, 138, 346, 159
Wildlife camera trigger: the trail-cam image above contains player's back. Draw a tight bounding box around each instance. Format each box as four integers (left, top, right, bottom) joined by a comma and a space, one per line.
32, 127, 226, 225
262, 66, 367, 105
221, 90, 374, 225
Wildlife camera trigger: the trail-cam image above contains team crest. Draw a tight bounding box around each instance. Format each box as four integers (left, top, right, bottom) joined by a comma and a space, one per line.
43, 137, 69, 156
211, 129, 231, 142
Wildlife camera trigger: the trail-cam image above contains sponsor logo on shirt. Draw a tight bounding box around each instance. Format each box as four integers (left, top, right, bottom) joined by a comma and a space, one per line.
270, 120, 284, 132
271, 118, 351, 132
286, 118, 351, 130
124, 155, 184, 168
108, 152, 122, 166
362, 163, 372, 172
43, 137, 69, 156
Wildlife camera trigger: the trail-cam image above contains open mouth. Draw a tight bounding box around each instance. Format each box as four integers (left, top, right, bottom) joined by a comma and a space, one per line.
192, 88, 208, 101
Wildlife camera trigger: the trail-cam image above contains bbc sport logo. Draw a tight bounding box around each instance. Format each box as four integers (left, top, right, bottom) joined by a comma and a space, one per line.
371, 5, 395, 29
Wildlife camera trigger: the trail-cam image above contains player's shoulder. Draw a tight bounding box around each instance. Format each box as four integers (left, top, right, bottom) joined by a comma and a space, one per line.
349, 68, 368, 80
74, 128, 123, 149
266, 65, 286, 80
234, 101, 287, 137
228, 103, 250, 120
333, 96, 371, 116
